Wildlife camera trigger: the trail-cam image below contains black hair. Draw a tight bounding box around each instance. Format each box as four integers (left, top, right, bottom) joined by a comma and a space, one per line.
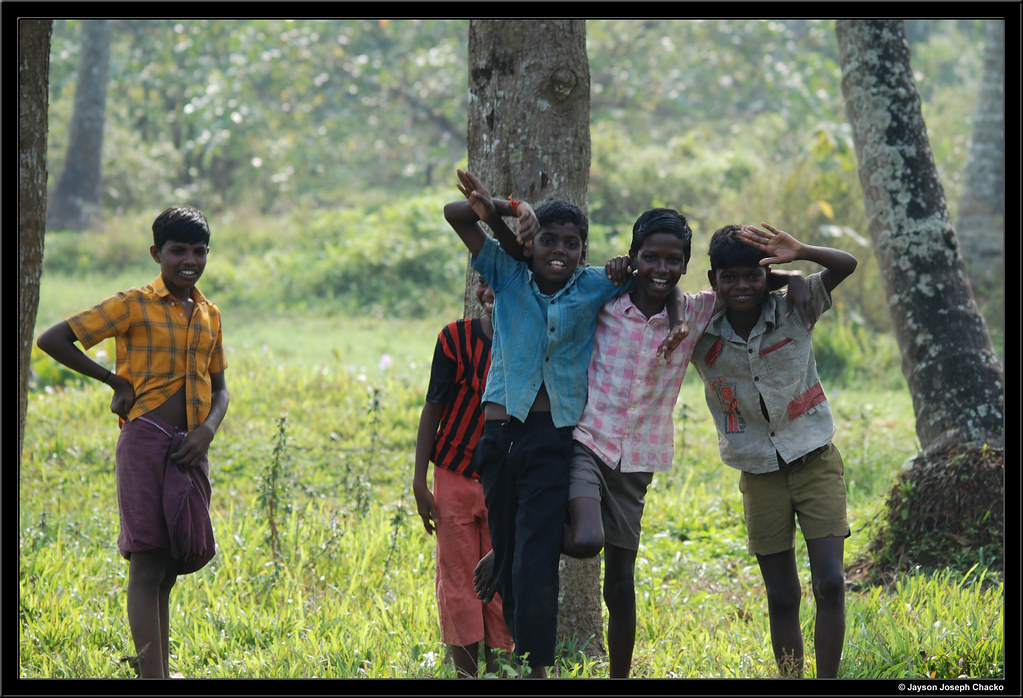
708, 224, 767, 270
152, 206, 210, 249
630, 208, 692, 258
534, 200, 588, 241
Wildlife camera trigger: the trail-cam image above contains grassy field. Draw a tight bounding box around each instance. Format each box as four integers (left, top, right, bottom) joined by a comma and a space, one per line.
19, 301, 1005, 685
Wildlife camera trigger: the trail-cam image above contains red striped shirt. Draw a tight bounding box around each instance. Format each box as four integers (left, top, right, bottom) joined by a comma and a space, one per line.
425, 318, 491, 479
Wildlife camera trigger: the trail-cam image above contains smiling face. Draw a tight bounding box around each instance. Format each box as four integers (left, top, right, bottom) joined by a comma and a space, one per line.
529, 222, 584, 294
151, 239, 208, 300
475, 276, 495, 317
630, 232, 689, 311
709, 264, 769, 314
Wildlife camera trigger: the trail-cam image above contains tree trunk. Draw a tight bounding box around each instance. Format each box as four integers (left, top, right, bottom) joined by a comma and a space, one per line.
955, 19, 1004, 316
47, 19, 110, 232
19, 19, 53, 470
835, 19, 1004, 574
464, 19, 605, 660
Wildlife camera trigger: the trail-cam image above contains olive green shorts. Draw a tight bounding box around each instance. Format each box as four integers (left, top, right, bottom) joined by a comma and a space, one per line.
738, 442, 850, 556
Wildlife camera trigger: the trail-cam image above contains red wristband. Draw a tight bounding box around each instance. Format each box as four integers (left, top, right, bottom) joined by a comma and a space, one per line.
508, 195, 520, 217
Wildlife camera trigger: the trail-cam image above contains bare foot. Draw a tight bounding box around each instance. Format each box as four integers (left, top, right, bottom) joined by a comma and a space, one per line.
473, 550, 497, 602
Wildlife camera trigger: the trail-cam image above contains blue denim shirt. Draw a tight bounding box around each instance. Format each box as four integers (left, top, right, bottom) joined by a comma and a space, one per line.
472, 235, 629, 428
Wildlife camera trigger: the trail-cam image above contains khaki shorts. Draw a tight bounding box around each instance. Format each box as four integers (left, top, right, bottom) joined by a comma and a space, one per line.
738, 442, 850, 556
568, 442, 653, 551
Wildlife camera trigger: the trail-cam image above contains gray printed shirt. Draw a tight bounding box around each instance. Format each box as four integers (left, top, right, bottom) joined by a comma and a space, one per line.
692, 273, 836, 473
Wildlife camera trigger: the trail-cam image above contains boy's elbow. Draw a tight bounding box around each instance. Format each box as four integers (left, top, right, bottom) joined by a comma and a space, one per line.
443, 201, 463, 224
36, 323, 67, 353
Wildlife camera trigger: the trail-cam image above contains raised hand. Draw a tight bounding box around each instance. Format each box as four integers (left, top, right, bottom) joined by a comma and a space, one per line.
456, 170, 497, 222
740, 222, 804, 266
513, 200, 538, 252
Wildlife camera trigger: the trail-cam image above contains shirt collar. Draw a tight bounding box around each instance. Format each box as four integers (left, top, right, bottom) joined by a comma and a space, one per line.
706, 292, 780, 339
525, 265, 586, 300
616, 292, 668, 320
151, 274, 207, 305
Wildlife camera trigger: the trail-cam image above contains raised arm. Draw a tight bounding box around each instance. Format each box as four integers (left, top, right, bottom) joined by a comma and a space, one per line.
443, 197, 489, 258
741, 222, 858, 293
448, 170, 537, 262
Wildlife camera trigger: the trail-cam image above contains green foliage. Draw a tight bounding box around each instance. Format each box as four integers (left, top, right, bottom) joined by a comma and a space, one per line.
43, 18, 999, 339
260, 415, 293, 561
199, 192, 468, 319
812, 309, 906, 390
30, 339, 116, 391
48, 19, 469, 213
844, 567, 1003, 679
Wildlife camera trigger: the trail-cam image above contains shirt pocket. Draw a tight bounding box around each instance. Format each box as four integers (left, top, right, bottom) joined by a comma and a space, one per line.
758, 335, 807, 386
188, 315, 221, 373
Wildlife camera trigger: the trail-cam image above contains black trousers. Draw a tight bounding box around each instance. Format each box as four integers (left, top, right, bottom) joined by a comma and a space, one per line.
477, 413, 573, 668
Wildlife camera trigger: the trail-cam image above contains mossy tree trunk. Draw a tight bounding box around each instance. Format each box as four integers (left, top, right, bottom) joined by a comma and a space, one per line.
835, 19, 1004, 574
19, 19, 53, 470
462, 19, 605, 659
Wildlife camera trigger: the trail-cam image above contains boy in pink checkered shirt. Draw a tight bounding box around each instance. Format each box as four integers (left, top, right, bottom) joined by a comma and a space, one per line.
563, 209, 811, 678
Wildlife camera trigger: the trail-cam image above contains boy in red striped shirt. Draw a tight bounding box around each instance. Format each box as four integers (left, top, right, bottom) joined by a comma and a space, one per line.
413, 275, 514, 677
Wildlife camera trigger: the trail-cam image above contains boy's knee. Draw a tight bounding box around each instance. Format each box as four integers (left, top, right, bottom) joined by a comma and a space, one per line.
764, 580, 802, 612
812, 569, 845, 605
603, 575, 635, 610
563, 529, 603, 559
128, 551, 174, 588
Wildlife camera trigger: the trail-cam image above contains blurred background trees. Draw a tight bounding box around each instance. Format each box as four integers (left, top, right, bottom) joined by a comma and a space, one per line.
42, 19, 1001, 356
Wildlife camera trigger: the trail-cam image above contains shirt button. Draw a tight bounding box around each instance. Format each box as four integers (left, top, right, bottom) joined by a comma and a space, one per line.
770, 432, 776, 437
754, 376, 759, 382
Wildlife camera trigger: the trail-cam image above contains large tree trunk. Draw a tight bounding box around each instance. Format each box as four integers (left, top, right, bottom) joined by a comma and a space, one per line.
464, 19, 605, 660
19, 19, 53, 470
955, 19, 1004, 327
46, 19, 110, 232
835, 19, 1004, 575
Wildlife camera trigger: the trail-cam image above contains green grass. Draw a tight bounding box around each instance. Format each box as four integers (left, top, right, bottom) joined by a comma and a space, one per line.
20, 312, 1004, 680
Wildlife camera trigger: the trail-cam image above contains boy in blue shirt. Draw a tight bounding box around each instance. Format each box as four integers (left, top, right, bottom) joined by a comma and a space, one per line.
444, 170, 681, 677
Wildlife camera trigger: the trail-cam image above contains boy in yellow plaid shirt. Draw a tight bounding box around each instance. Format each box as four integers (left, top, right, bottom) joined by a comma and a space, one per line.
37, 206, 229, 678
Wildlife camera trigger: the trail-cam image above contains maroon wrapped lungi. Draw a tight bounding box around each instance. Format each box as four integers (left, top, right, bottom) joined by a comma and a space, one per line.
115, 414, 216, 574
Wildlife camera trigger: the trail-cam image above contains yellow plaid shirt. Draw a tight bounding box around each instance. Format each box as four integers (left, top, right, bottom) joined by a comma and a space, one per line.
66, 275, 227, 432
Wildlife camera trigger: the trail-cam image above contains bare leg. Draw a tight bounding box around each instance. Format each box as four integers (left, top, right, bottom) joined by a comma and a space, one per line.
126, 550, 175, 678
561, 496, 604, 559
806, 536, 846, 678
603, 543, 638, 678
158, 571, 177, 676
450, 642, 480, 678
524, 663, 547, 678
483, 645, 506, 676
756, 548, 804, 678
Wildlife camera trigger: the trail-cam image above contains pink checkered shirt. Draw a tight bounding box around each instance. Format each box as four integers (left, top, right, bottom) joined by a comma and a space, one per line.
573, 289, 718, 472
